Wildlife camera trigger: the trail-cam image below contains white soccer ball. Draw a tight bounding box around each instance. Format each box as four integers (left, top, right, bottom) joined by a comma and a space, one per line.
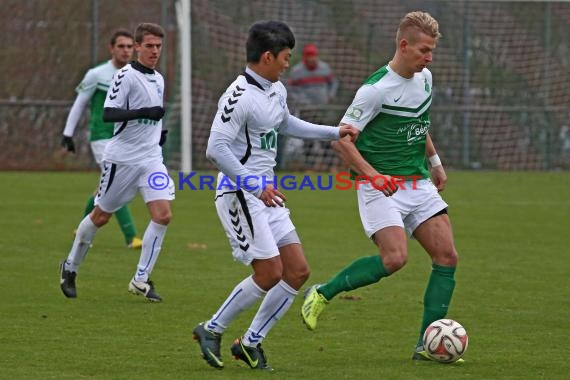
422, 319, 468, 363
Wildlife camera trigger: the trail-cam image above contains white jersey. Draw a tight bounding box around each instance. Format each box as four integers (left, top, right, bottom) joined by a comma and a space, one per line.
210, 68, 290, 179
103, 61, 165, 165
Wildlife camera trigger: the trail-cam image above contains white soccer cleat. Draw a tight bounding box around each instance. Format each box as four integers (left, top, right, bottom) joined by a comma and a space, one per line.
128, 279, 162, 302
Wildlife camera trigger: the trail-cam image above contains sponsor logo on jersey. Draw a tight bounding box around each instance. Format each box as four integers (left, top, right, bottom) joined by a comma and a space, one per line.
406, 122, 429, 145
260, 129, 278, 150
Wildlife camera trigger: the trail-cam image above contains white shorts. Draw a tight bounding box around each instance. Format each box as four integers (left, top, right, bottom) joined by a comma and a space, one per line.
90, 139, 111, 166
357, 179, 448, 238
94, 161, 175, 213
215, 187, 296, 265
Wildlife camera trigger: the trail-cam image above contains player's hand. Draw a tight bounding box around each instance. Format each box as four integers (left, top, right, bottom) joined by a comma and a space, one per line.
61, 136, 75, 153
138, 106, 165, 121
259, 184, 286, 207
159, 130, 168, 146
338, 124, 359, 142
371, 173, 398, 197
430, 165, 447, 192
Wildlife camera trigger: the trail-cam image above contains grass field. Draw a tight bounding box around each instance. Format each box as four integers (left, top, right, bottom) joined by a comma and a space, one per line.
1, 170, 569, 379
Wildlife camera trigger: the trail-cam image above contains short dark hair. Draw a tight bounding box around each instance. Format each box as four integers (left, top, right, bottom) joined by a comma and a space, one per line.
110, 28, 134, 46
134, 23, 165, 43
246, 21, 295, 63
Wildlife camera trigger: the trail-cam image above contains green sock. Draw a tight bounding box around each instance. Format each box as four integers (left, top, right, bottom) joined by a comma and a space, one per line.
318, 255, 390, 301
417, 263, 456, 348
114, 205, 137, 244
83, 194, 95, 217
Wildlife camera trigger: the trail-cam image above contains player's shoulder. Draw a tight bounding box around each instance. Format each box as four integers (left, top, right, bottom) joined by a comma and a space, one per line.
234, 74, 263, 99
420, 67, 433, 82
223, 75, 249, 97
111, 63, 142, 85
218, 76, 251, 110
88, 60, 116, 78
357, 66, 390, 97
117, 62, 136, 76
363, 65, 417, 94
78, 61, 111, 89
274, 80, 287, 94
91, 60, 113, 71
363, 65, 390, 86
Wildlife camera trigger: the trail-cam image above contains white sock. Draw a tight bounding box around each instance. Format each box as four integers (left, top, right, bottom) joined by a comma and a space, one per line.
243, 280, 297, 347
205, 276, 266, 334
65, 215, 98, 272
134, 221, 167, 282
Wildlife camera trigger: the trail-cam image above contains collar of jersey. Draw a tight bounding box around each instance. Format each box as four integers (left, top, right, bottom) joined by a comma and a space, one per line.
386, 63, 415, 81
244, 67, 272, 91
131, 60, 155, 75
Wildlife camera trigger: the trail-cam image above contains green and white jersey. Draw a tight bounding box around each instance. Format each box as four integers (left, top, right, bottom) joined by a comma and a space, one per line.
63, 60, 117, 141
340, 64, 433, 178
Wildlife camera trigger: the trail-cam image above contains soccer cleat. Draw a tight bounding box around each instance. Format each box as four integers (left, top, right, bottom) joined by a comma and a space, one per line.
301, 284, 328, 331
127, 237, 143, 249
59, 261, 77, 298
412, 346, 465, 363
192, 322, 224, 369
230, 337, 273, 371
128, 279, 162, 302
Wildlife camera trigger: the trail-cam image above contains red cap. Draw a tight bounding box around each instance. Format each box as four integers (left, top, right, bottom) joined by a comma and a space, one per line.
303, 44, 319, 56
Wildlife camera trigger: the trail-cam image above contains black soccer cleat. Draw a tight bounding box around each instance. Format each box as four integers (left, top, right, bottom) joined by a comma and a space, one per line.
230, 337, 273, 371
192, 322, 224, 369
59, 261, 77, 298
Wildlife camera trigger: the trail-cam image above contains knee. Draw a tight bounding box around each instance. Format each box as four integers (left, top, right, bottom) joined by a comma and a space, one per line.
380, 249, 408, 273
280, 261, 310, 291
294, 263, 311, 286
152, 210, 172, 225
434, 248, 458, 267
91, 212, 111, 227
257, 268, 283, 291
265, 274, 283, 290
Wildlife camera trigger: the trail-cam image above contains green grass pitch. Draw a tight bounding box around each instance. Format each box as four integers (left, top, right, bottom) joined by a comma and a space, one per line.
1, 171, 568, 379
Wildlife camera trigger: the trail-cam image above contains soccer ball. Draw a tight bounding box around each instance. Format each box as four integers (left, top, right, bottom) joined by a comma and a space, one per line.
423, 319, 468, 363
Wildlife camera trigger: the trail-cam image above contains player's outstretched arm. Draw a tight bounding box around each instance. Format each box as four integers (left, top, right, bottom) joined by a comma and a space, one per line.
280, 114, 341, 141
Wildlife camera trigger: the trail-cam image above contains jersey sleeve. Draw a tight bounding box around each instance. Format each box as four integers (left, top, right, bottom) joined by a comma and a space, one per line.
210, 88, 249, 141
62, 90, 91, 137
75, 68, 98, 98
340, 84, 384, 131
104, 68, 131, 109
